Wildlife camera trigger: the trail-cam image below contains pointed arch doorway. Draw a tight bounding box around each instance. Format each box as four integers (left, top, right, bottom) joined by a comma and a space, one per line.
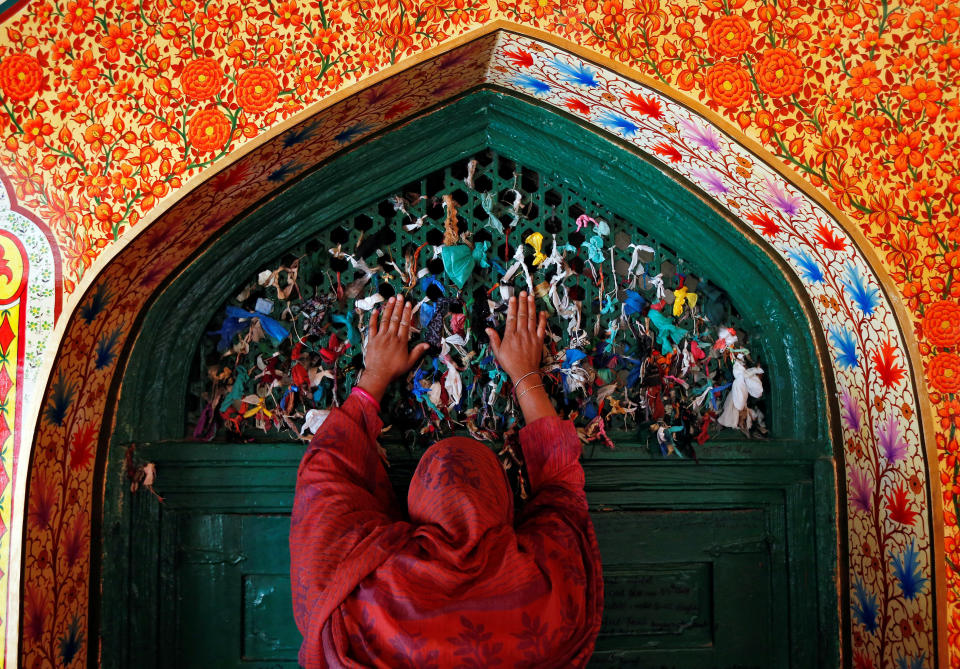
98, 89, 841, 668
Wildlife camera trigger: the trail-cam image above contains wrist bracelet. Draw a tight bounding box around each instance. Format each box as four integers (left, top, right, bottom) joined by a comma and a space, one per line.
516, 383, 544, 401
351, 386, 381, 412
513, 370, 542, 393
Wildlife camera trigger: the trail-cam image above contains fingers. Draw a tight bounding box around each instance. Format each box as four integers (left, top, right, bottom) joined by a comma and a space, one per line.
406, 342, 431, 370
504, 295, 517, 335
397, 300, 414, 340
386, 295, 404, 336
536, 310, 547, 340
526, 293, 536, 332
485, 328, 501, 357
369, 306, 380, 337
516, 291, 528, 331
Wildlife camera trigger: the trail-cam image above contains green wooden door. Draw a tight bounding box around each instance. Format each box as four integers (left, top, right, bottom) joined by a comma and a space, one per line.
100, 92, 839, 668
117, 442, 833, 669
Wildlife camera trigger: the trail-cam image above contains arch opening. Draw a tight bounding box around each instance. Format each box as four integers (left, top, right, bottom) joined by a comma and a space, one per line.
102, 90, 840, 668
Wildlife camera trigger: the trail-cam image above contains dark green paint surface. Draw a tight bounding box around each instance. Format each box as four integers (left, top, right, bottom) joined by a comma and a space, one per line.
101, 90, 840, 668
116, 444, 832, 668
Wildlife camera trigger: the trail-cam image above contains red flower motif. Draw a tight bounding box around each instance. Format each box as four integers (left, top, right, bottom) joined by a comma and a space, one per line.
313, 28, 338, 56
901, 78, 942, 117
188, 108, 232, 153
69, 49, 99, 93
379, 15, 415, 54
235, 67, 280, 114
181, 58, 225, 101
850, 115, 885, 153
707, 16, 753, 57
849, 61, 882, 101
754, 48, 803, 98
22, 116, 53, 148
929, 352, 960, 394
888, 131, 924, 173
564, 97, 590, 115
100, 22, 135, 63
925, 301, 960, 348
275, 1, 303, 27
64, 0, 94, 34
746, 211, 781, 237
705, 61, 751, 108
0, 53, 44, 101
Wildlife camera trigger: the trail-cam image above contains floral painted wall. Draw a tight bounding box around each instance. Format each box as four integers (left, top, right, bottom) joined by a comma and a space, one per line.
0, 0, 957, 667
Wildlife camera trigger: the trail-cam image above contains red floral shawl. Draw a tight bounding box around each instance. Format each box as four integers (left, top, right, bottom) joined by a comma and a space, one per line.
290, 394, 603, 668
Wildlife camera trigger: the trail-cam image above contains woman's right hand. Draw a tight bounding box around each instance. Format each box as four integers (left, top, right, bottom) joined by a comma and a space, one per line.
485, 291, 548, 388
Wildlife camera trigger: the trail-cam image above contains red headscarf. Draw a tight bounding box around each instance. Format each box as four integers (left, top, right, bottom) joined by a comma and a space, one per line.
290, 394, 603, 667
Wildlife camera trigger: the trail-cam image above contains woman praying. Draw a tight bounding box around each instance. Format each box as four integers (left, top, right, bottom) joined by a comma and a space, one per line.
290, 291, 603, 667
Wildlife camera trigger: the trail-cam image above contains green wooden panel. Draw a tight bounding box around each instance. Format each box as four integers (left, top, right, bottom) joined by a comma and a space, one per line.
106, 443, 833, 668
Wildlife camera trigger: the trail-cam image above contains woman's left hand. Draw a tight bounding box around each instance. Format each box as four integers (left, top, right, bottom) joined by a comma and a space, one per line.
357, 295, 430, 403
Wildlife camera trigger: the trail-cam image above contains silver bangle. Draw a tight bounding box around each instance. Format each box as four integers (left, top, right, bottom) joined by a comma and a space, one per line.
513, 370, 542, 392
517, 384, 544, 401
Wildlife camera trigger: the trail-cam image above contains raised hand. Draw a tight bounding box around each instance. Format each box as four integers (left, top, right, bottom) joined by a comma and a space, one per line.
485, 291, 548, 389
358, 295, 430, 403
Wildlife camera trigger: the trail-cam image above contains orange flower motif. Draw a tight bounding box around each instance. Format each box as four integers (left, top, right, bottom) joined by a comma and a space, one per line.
754, 48, 803, 98
188, 108, 232, 153
313, 29, 339, 56
379, 15, 414, 54
275, 1, 303, 27
930, 6, 960, 40
627, 0, 666, 31
707, 16, 753, 58
0, 53, 44, 101
448, 0, 473, 27
925, 301, 960, 348
64, 0, 94, 34
849, 61, 882, 101
859, 31, 885, 51
850, 115, 885, 152
22, 116, 53, 148
929, 353, 960, 394
321, 69, 343, 90
69, 49, 99, 93
704, 62, 751, 108
868, 191, 904, 233
601, 0, 626, 28
235, 67, 280, 114
813, 130, 847, 166
419, 0, 452, 22
100, 22, 135, 63
888, 131, 924, 172
181, 58, 224, 101
901, 78, 942, 117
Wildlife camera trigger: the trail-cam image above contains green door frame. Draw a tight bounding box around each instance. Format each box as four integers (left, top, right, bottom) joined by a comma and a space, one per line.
99, 90, 841, 667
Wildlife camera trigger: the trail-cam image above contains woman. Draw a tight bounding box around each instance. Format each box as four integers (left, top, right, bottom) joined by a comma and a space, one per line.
290, 291, 604, 668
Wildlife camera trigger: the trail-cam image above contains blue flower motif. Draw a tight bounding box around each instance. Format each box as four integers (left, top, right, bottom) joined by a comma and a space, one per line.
282, 125, 315, 148
95, 326, 124, 370
268, 163, 302, 183
512, 74, 551, 94
79, 282, 112, 323
597, 112, 639, 136
334, 123, 372, 144
840, 263, 880, 315
852, 578, 878, 633
828, 325, 859, 369
896, 652, 926, 669
890, 539, 928, 600
786, 249, 824, 283
553, 59, 598, 86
